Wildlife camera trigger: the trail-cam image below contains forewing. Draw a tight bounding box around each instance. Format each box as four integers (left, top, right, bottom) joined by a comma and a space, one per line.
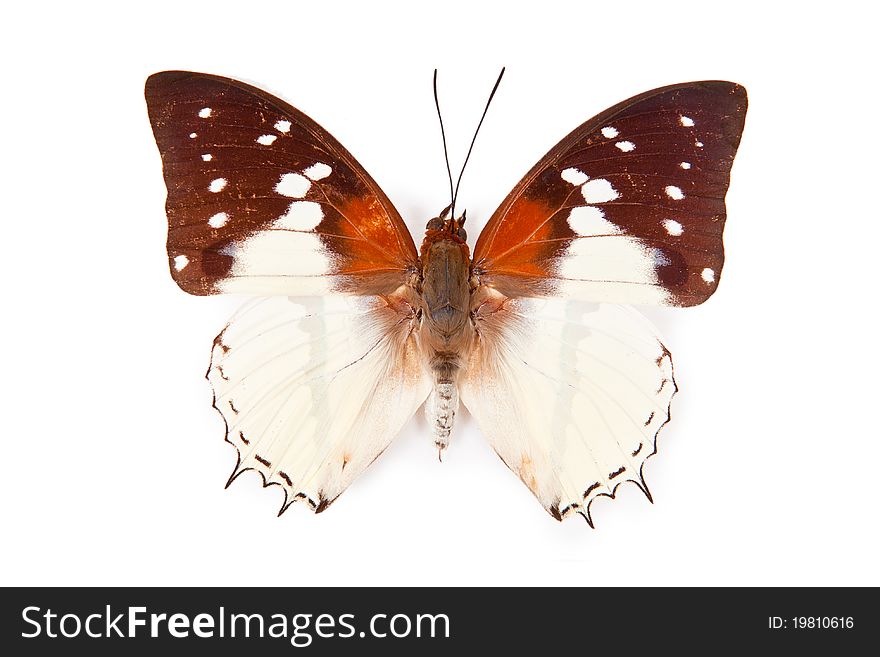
473, 81, 747, 307
208, 294, 430, 513
461, 297, 675, 524
146, 71, 419, 297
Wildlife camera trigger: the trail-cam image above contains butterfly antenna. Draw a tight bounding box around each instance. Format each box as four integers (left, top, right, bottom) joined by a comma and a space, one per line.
451, 67, 505, 219
433, 69, 455, 213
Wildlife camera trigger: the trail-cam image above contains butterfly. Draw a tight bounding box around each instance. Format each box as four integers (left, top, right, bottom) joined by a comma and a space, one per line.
145, 71, 746, 525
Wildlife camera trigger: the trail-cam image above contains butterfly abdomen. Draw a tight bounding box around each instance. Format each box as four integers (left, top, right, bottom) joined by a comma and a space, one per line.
425, 376, 459, 454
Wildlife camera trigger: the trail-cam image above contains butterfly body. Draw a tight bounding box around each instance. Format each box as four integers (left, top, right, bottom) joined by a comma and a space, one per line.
417, 215, 473, 451
146, 71, 746, 523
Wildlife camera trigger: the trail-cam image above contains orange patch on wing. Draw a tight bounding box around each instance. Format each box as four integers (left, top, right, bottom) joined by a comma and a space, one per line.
337, 196, 391, 242
333, 195, 413, 273
476, 197, 558, 277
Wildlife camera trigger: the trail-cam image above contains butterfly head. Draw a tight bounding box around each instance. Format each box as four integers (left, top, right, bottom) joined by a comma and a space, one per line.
424, 204, 467, 242
419, 204, 470, 267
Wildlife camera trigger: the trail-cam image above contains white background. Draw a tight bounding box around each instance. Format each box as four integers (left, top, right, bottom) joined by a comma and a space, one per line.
3, 1, 878, 587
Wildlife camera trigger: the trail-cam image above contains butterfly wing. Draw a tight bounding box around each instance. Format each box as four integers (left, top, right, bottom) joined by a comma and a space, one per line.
462, 296, 674, 524
466, 82, 746, 522
473, 81, 747, 307
146, 71, 419, 297
146, 72, 428, 512
209, 295, 429, 514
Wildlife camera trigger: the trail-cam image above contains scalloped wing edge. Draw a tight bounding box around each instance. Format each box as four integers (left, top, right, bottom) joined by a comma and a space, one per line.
205, 325, 336, 516
556, 343, 677, 527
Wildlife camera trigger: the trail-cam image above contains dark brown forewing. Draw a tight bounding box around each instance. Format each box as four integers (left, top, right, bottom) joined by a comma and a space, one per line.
146, 71, 419, 296
473, 81, 747, 307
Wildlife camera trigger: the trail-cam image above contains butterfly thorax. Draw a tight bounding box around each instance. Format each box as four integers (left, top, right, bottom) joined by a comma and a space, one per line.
419, 218, 473, 454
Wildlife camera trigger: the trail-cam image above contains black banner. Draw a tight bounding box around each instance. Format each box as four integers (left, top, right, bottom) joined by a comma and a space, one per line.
1, 587, 873, 653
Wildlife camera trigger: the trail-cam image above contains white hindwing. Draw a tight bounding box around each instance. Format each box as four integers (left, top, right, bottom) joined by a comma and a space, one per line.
207, 295, 431, 513
461, 298, 676, 525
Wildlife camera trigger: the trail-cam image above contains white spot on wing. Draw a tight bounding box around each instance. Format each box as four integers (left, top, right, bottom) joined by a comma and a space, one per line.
702, 267, 715, 283
601, 126, 618, 139
273, 201, 324, 231
173, 255, 189, 271
680, 161, 691, 169
303, 162, 332, 181
581, 178, 620, 204
561, 168, 589, 185
665, 185, 684, 200
662, 219, 683, 236
202, 154, 213, 162
274, 120, 292, 133
189, 132, 197, 139
209, 212, 229, 228
679, 115, 694, 127
275, 173, 310, 198
615, 141, 635, 152
198, 107, 212, 118
257, 134, 277, 146
695, 140, 704, 148
209, 178, 227, 193
568, 206, 621, 236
